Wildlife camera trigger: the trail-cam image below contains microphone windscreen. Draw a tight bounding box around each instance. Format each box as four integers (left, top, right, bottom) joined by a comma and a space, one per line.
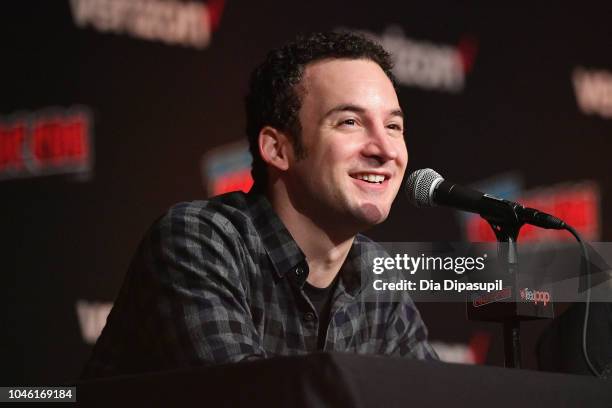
405, 168, 444, 207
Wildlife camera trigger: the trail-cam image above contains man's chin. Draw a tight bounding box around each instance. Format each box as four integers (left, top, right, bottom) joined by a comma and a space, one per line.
355, 203, 389, 227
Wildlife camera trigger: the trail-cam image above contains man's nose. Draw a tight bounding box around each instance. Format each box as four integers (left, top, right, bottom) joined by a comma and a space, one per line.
362, 124, 400, 163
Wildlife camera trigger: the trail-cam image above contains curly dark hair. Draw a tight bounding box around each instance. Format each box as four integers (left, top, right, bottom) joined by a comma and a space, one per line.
245, 31, 396, 191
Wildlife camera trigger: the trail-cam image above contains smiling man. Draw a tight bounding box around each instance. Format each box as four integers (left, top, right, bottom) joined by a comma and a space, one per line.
83, 32, 437, 378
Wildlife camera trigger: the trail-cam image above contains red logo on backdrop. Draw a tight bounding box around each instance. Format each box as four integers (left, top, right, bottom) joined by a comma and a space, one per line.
472, 287, 512, 308
468, 331, 491, 364
431, 331, 491, 364
519, 287, 551, 306
465, 182, 600, 242
201, 141, 253, 196
0, 107, 94, 181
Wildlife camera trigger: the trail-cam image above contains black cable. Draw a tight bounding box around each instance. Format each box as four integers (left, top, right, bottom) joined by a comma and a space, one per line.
564, 224, 602, 378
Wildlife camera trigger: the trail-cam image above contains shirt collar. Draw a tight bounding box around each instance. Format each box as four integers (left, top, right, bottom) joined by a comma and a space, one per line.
246, 192, 368, 296
336, 234, 375, 297
247, 192, 306, 280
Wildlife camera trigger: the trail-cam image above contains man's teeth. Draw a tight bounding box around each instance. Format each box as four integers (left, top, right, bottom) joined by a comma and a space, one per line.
354, 174, 385, 184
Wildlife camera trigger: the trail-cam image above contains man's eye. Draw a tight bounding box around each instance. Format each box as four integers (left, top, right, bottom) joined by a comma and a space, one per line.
340, 119, 357, 126
387, 123, 403, 132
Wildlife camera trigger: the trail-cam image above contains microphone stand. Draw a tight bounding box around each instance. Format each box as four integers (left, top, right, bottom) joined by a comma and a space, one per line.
478, 196, 531, 369
482, 202, 599, 375
483, 205, 523, 369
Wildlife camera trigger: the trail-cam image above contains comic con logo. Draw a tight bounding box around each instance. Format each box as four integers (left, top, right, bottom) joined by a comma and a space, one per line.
519, 288, 551, 306
0, 107, 94, 181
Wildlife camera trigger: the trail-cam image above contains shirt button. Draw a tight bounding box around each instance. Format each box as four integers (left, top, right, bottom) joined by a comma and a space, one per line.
304, 312, 315, 322
294, 266, 303, 276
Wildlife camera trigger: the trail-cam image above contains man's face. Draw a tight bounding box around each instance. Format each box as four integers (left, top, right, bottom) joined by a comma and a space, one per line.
285, 58, 408, 232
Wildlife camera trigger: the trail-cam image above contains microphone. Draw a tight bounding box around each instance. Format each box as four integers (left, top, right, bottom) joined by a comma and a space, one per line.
405, 168, 566, 230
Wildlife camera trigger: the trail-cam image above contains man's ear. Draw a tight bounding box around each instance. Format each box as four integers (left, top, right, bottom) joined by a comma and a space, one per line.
259, 126, 290, 171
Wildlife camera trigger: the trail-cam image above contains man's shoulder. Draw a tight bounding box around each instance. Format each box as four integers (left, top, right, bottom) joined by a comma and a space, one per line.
143, 191, 268, 253
160, 191, 256, 231
140, 191, 265, 280
168, 191, 252, 215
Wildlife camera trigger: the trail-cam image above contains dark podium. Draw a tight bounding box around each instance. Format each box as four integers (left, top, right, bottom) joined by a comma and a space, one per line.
78, 353, 612, 407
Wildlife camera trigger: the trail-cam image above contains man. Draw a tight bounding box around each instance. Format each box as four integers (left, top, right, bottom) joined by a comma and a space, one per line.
83, 31, 437, 378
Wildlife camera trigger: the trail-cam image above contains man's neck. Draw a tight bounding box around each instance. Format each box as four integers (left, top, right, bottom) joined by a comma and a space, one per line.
267, 190, 355, 288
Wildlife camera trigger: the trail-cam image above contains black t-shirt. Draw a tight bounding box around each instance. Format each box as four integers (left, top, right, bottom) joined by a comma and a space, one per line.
303, 278, 338, 350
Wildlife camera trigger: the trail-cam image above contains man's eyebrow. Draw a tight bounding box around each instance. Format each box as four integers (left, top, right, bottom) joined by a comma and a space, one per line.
323, 104, 366, 118
390, 109, 404, 120
323, 104, 404, 120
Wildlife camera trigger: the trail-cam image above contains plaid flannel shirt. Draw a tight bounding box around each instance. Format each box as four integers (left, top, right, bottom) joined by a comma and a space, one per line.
83, 191, 437, 378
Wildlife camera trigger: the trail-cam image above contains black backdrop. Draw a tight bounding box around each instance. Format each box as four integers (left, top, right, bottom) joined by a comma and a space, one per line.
2, 1, 611, 385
